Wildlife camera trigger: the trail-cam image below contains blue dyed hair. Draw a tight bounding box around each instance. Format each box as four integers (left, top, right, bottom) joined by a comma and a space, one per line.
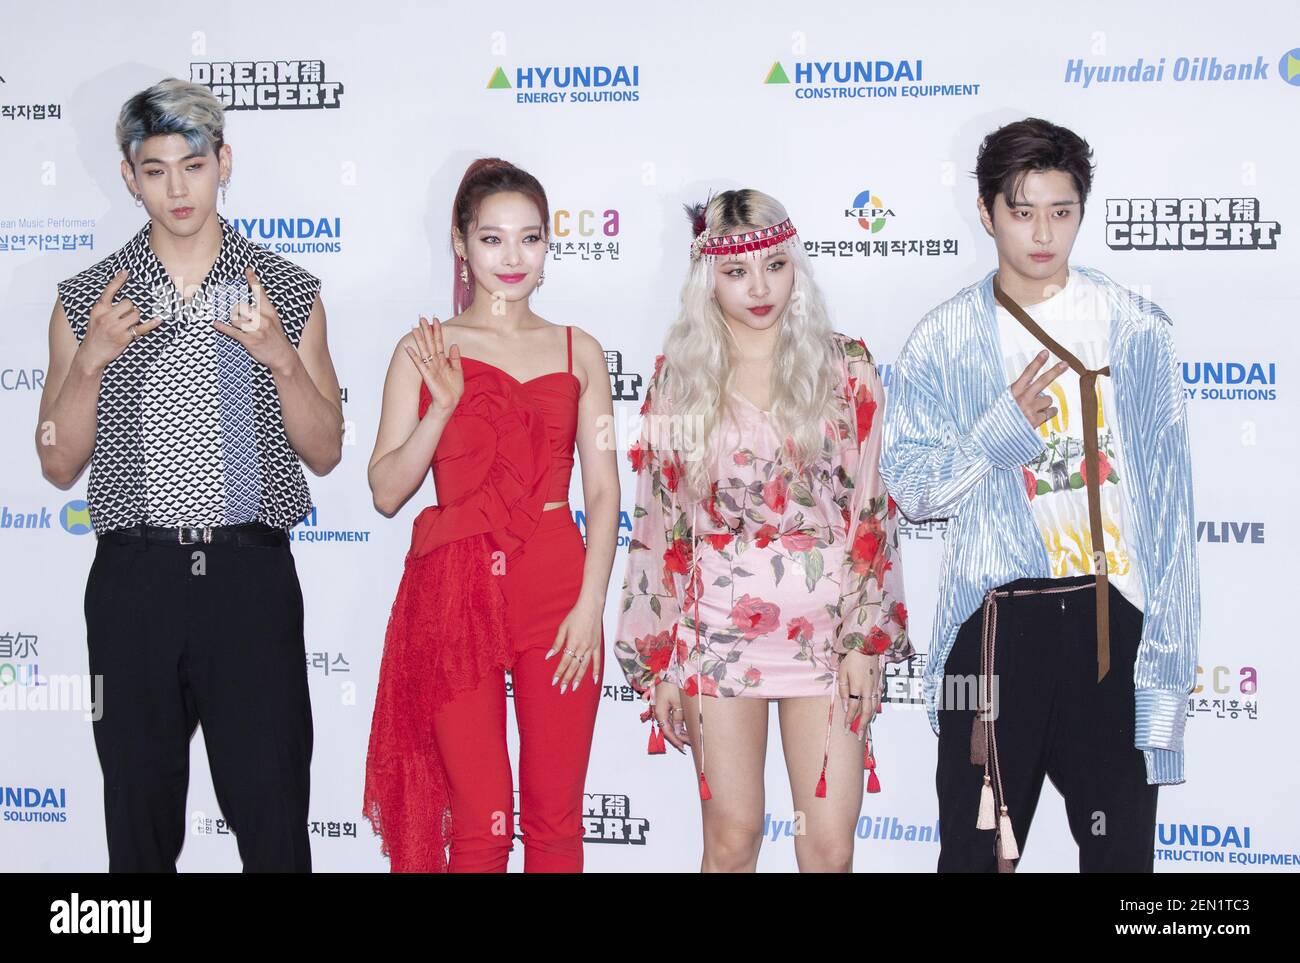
115, 78, 225, 163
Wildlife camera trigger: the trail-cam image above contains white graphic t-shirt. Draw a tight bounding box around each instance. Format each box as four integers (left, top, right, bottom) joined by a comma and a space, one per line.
995, 267, 1145, 611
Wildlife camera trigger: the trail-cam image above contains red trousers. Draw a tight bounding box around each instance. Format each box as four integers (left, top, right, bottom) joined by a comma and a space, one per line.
431, 507, 603, 872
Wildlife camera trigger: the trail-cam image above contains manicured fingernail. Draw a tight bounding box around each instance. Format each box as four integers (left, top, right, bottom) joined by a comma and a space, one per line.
551, 676, 558, 687
560, 683, 567, 695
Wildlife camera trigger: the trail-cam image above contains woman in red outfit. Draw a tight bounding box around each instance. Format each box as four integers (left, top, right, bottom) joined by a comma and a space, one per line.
363, 159, 620, 872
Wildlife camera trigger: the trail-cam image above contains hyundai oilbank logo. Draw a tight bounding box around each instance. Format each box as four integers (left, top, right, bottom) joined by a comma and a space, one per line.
60, 500, 92, 535
1280, 48, 1300, 85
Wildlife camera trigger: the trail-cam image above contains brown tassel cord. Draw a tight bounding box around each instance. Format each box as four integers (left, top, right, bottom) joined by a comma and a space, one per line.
980, 589, 1019, 871
978, 580, 1100, 870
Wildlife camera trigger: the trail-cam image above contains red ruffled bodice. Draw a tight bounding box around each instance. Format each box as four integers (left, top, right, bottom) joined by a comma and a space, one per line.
363, 364, 553, 872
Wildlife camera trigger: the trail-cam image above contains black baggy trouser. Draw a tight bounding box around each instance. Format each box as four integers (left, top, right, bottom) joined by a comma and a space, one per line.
84, 525, 313, 872
936, 574, 1158, 872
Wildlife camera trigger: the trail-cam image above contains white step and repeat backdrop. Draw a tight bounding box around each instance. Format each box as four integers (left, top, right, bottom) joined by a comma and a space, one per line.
2, 0, 1296, 872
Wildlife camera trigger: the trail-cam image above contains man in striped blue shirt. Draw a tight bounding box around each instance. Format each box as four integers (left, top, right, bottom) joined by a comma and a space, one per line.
881, 118, 1199, 873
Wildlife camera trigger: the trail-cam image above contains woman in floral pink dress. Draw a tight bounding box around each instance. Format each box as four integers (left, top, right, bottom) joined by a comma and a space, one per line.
615, 189, 912, 872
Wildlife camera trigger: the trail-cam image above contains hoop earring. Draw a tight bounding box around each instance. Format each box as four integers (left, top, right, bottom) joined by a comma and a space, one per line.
459, 259, 469, 285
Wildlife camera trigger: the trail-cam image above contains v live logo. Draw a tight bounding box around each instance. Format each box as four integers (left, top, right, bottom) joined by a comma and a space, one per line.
1196, 521, 1265, 544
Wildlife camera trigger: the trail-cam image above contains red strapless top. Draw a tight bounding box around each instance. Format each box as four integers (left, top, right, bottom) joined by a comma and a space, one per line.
419, 324, 579, 507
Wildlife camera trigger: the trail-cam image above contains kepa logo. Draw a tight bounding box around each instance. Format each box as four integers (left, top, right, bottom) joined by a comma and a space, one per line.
845, 190, 895, 233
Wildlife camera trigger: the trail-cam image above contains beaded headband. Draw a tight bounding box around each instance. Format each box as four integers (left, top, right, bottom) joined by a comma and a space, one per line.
690, 217, 799, 262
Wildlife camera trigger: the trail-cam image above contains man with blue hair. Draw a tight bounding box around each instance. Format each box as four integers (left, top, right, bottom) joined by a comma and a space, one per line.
35, 78, 343, 872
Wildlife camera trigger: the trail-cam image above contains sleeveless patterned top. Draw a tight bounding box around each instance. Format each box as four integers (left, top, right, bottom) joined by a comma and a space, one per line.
56, 215, 322, 534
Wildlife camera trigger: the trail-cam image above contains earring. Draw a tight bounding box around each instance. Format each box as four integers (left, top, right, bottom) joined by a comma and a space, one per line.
220, 179, 229, 205
134, 193, 143, 207
537, 271, 545, 289
459, 259, 468, 284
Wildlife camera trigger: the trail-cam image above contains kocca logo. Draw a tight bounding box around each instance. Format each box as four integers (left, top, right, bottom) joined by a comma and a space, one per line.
552, 208, 619, 238
1193, 663, 1258, 695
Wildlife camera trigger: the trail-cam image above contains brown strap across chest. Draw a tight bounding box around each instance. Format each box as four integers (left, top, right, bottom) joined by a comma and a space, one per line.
993, 275, 1112, 682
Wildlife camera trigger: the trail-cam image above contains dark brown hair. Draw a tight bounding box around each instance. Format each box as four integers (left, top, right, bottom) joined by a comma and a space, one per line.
974, 118, 1095, 222
450, 158, 550, 314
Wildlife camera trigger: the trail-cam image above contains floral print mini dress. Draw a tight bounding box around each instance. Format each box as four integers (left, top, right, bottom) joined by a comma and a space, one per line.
616, 333, 913, 701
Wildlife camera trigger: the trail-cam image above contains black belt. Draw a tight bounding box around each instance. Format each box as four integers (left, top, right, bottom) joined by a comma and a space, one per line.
100, 522, 289, 547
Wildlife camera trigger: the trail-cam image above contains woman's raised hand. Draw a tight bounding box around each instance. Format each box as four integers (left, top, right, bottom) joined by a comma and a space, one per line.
405, 315, 464, 415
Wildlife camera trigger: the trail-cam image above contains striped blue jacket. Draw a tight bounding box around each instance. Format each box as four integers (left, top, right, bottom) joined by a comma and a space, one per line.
880, 266, 1199, 785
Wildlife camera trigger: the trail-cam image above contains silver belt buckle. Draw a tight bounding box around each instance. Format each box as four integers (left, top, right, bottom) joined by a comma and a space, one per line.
177, 526, 212, 545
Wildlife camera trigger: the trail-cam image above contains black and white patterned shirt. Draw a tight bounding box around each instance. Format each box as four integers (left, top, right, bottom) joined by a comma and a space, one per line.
56, 215, 322, 534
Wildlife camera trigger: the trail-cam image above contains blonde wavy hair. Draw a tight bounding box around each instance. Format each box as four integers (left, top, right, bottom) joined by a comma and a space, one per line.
658, 189, 843, 501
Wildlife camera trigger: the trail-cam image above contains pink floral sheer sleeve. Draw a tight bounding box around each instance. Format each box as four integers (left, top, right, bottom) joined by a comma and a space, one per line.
615, 357, 685, 697
834, 339, 912, 664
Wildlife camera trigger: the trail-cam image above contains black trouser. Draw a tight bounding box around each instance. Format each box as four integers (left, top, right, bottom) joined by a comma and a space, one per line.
936, 575, 1158, 872
84, 526, 313, 872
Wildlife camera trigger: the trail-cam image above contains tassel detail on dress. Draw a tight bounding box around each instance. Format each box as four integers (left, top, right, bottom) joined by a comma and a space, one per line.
976, 775, 996, 829
647, 722, 666, 755
997, 807, 1019, 860
815, 767, 828, 798
866, 767, 881, 794
970, 715, 987, 766
698, 771, 712, 801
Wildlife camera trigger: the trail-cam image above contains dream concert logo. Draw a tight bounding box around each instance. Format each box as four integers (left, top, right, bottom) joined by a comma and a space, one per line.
190, 61, 344, 110
1106, 197, 1281, 251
